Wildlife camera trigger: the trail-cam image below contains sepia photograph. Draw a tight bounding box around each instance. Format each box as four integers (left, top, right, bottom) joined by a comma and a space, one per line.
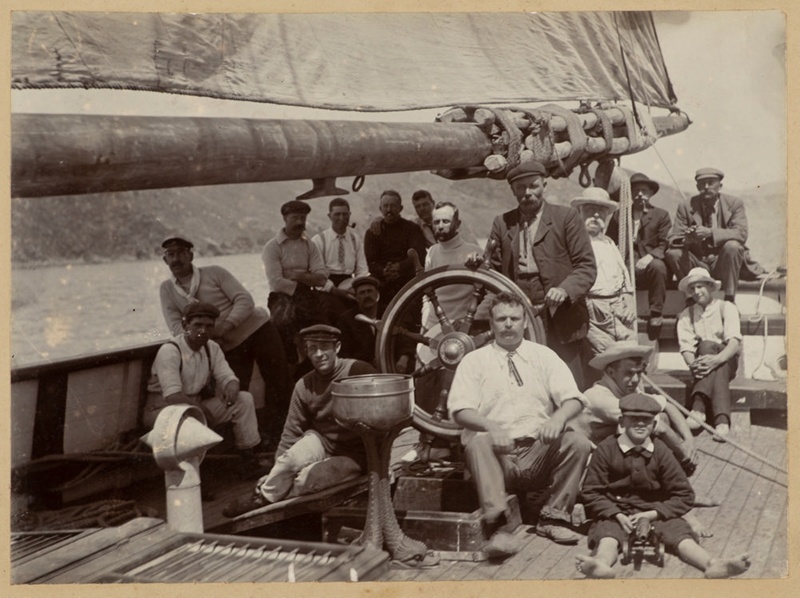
6, 3, 792, 593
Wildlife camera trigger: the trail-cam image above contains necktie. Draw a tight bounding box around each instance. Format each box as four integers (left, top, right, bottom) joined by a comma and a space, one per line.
507, 352, 524, 386
337, 234, 346, 270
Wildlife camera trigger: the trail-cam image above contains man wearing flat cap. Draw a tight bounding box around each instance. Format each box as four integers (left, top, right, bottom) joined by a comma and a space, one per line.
606, 173, 672, 337
224, 324, 377, 517
570, 188, 635, 359
485, 160, 597, 389
262, 199, 330, 367
665, 168, 750, 301
144, 302, 270, 478
159, 235, 292, 447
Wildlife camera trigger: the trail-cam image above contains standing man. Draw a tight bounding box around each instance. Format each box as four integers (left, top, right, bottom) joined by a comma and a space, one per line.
448, 293, 592, 557
606, 173, 672, 338
144, 302, 270, 478
311, 197, 369, 320
364, 190, 428, 309
411, 190, 437, 248
160, 235, 292, 446
487, 160, 596, 389
665, 168, 747, 301
262, 200, 329, 366
570, 188, 636, 357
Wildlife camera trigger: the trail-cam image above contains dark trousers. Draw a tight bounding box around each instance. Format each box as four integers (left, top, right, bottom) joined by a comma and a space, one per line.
225, 321, 294, 440
635, 257, 668, 315
665, 240, 746, 298
689, 340, 737, 426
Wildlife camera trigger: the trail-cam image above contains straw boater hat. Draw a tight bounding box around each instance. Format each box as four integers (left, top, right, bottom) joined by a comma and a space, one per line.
678, 267, 722, 296
588, 340, 653, 370
570, 187, 618, 211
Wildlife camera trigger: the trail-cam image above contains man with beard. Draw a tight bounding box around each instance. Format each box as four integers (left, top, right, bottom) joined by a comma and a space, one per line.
606, 173, 672, 338
223, 325, 377, 516
364, 190, 428, 310
665, 168, 747, 301
486, 160, 596, 390
159, 235, 292, 447
262, 200, 329, 367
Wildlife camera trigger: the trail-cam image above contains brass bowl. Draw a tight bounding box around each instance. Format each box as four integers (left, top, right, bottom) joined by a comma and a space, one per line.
332, 374, 414, 432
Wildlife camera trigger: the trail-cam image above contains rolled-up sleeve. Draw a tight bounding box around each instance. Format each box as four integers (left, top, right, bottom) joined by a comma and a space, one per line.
676, 306, 698, 354
209, 341, 238, 389
543, 349, 588, 409
152, 344, 184, 397
722, 301, 742, 344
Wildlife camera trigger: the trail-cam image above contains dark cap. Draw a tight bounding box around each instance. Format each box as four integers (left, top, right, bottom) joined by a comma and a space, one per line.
629, 173, 660, 194
352, 275, 381, 291
162, 235, 194, 250
695, 167, 724, 181
299, 324, 341, 342
281, 200, 312, 216
506, 160, 547, 184
183, 301, 220, 321
619, 392, 662, 416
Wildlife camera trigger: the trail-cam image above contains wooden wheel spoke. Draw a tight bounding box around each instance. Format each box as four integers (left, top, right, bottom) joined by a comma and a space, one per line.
412, 358, 442, 379
391, 325, 431, 347
470, 330, 494, 349
424, 287, 454, 334
456, 282, 488, 332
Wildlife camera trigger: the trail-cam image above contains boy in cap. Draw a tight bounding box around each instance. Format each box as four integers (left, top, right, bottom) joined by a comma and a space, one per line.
223, 324, 377, 517
144, 302, 269, 478
485, 160, 596, 389
570, 188, 636, 359
576, 392, 750, 579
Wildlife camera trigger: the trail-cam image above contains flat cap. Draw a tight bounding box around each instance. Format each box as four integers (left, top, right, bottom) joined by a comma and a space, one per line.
162, 235, 194, 250
619, 392, 662, 416
507, 160, 547, 184
629, 173, 660, 194
299, 324, 341, 342
281, 200, 312, 216
570, 187, 618, 211
589, 340, 653, 370
695, 167, 724, 181
352, 275, 381, 291
183, 301, 220, 321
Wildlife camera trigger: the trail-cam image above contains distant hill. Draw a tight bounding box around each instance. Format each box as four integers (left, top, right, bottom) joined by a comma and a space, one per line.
10, 171, 786, 270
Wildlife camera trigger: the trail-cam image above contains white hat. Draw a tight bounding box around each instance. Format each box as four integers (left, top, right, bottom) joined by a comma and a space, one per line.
570, 187, 618, 211
588, 340, 654, 370
678, 267, 722, 296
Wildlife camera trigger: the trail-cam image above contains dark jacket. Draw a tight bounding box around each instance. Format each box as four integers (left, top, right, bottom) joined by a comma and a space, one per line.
488, 201, 596, 344
607, 205, 671, 261
668, 193, 748, 249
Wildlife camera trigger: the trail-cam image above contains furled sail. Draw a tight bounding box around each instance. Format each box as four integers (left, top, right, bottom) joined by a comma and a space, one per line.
12, 11, 677, 111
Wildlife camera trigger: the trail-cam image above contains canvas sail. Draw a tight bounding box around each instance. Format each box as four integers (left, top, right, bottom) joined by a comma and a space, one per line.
12, 11, 677, 111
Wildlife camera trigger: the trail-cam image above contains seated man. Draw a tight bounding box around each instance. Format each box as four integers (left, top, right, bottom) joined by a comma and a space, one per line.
448, 292, 591, 558
223, 325, 377, 517
577, 393, 750, 579
143, 302, 269, 478
570, 188, 636, 358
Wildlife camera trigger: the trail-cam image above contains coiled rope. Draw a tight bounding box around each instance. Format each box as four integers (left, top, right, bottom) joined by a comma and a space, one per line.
749, 268, 787, 381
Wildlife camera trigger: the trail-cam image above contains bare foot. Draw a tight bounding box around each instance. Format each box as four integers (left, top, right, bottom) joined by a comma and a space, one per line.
576, 554, 616, 579
684, 512, 713, 538
704, 553, 751, 578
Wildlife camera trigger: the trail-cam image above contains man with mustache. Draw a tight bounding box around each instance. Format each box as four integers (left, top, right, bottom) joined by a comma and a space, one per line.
606, 173, 672, 339
485, 160, 596, 389
262, 200, 329, 369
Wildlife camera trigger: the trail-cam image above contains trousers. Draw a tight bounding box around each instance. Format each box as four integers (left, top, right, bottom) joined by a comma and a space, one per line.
665, 240, 745, 298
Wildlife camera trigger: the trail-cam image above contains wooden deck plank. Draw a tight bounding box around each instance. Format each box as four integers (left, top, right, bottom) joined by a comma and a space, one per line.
490, 529, 550, 580
761, 506, 789, 578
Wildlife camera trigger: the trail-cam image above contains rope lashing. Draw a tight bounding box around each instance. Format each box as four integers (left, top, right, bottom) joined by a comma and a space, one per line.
614, 168, 638, 335
582, 104, 616, 163
643, 373, 787, 475
536, 103, 589, 177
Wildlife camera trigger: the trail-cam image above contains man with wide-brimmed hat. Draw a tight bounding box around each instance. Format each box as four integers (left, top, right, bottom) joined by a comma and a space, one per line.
485, 160, 597, 389
676, 267, 742, 441
159, 234, 292, 448
223, 324, 377, 517
570, 187, 636, 359
606, 172, 672, 338
665, 168, 750, 301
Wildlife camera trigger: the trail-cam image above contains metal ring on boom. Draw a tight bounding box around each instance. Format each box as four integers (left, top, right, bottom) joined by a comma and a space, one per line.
375, 265, 543, 440
352, 175, 365, 192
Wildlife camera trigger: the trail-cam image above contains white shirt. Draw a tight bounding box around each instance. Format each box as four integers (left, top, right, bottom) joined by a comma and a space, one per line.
448, 340, 587, 444
677, 298, 741, 354
518, 214, 541, 274
147, 334, 237, 398
589, 235, 631, 296
311, 227, 369, 289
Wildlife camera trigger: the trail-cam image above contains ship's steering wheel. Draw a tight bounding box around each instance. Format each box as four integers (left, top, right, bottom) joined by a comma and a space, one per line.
374, 265, 543, 441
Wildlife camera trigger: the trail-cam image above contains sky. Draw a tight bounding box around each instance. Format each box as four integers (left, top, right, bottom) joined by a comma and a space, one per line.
10, 11, 787, 192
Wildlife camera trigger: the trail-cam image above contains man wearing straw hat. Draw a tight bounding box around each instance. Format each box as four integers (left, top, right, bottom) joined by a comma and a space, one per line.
606, 172, 672, 338
676, 267, 742, 441
570, 187, 636, 358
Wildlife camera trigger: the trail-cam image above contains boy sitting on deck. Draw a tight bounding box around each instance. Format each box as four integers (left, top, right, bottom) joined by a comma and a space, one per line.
576, 392, 750, 579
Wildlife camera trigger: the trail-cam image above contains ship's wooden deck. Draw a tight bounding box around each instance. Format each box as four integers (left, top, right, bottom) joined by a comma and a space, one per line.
160, 415, 787, 581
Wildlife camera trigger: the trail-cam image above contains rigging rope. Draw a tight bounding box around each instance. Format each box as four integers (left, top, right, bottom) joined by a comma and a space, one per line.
615, 168, 638, 336
643, 373, 787, 475
748, 268, 786, 381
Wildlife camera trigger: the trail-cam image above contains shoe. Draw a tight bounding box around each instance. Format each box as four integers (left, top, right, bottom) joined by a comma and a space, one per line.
237, 452, 274, 480
483, 531, 521, 560
686, 410, 706, 431
713, 423, 730, 442
535, 520, 580, 545
222, 491, 271, 518
392, 550, 441, 569
647, 316, 663, 341
679, 457, 698, 477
